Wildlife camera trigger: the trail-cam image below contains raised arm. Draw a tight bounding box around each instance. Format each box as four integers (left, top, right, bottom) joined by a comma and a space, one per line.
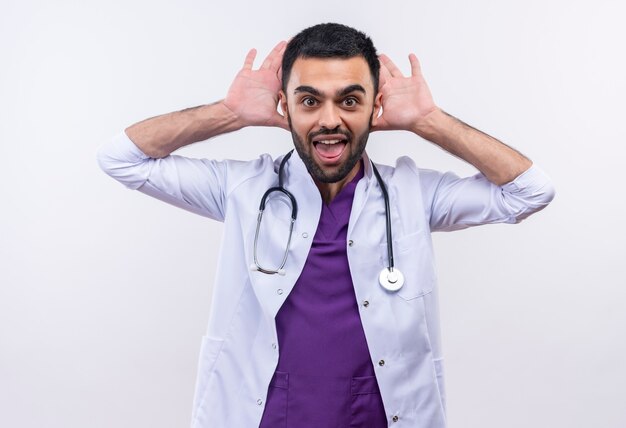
373, 53, 532, 186
98, 42, 290, 220
126, 41, 289, 158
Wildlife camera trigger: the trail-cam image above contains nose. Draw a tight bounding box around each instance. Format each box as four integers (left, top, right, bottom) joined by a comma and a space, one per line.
318, 103, 342, 129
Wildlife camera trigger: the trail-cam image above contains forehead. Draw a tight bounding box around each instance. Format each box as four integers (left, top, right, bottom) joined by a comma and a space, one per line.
286, 56, 374, 94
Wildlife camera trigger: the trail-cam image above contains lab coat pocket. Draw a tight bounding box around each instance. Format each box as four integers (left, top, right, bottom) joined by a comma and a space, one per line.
380, 231, 435, 300
192, 336, 225, 417
259, 371, 288, 428
350, 376, 387, 427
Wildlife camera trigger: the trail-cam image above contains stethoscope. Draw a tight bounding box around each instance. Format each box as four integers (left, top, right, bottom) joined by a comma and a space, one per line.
251, 150, 404, 292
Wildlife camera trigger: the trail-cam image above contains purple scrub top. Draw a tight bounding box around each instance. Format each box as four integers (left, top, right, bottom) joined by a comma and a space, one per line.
259, 162, 387, 427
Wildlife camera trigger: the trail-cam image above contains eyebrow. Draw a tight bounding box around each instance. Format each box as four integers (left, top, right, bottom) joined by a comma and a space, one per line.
337, 84, 366, 97
293, 84, 367, 98
293, 85, 322, 97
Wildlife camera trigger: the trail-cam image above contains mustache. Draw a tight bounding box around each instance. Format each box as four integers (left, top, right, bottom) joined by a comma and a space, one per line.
307, 127, 352, 142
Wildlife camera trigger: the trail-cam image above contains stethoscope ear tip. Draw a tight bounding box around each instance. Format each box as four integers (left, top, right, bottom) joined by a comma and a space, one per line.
277, 269, 286, 276
249, 264, 259, 272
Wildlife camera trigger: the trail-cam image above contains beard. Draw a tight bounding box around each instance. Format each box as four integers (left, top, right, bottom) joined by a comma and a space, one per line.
288, 115, 372, 184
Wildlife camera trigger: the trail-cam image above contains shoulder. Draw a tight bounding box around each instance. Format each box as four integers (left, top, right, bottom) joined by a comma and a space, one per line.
371, 155, 446, 188
220, 153, 282, 195
221, 153, 277, 175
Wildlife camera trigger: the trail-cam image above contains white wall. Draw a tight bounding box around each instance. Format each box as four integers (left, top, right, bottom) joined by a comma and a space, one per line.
1, 0, 624, 427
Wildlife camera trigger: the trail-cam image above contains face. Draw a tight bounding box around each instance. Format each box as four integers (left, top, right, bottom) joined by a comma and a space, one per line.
280, 56, 381, 184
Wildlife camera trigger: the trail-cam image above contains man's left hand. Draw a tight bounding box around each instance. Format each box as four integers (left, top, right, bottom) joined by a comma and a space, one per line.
372, 54, 438, 134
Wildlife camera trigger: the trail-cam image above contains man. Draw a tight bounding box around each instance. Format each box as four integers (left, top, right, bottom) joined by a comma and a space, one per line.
98, 23, 554, 428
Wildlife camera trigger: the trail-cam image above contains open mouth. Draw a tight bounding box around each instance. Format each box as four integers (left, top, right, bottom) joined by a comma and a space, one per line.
312, 135, 349, 161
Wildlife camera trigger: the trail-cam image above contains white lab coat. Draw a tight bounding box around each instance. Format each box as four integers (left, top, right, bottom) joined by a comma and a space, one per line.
97, 132, 555, 427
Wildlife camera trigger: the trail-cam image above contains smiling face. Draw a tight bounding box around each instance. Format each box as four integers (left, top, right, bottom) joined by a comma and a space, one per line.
280, 56, 382, 187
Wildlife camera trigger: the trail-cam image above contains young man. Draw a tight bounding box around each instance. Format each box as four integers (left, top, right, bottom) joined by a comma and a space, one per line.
98, 23, 554, 428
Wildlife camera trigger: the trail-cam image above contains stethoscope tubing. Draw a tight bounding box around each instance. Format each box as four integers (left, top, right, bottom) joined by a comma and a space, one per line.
252, 151, 297, 275
252, 151, 403, 291
370, 162, 396, 273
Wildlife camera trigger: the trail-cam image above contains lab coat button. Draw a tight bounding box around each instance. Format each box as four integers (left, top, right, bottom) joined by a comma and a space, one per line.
363, 300, 370, 307
257, 399, 263, 405
272, 343, 277, 349
348, 240, 354, 247
378, 359, 385, 366
277, 289, 283, 295
392, 415, 399, 422
302, 232, 308, 238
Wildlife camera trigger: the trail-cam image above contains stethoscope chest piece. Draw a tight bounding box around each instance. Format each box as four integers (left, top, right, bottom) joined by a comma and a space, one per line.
379, 268, 404, 292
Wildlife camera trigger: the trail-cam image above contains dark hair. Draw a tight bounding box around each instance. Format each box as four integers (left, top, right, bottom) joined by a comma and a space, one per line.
281, 23, 380, 97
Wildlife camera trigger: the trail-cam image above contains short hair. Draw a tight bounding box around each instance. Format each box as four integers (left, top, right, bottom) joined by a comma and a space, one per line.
281, 23, 380, 97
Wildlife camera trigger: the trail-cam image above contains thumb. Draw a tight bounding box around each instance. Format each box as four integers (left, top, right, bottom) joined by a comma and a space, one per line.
270, 112, 290, 131
371, 116, 390, 132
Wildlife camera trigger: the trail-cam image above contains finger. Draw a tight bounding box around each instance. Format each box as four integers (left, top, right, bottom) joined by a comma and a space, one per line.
409, 53, 422, 77
243, 48, 256, 70
378, 57, 392, 88
277, 64, 284, 86
261, 40, 287, 71
379, 54, 404, 78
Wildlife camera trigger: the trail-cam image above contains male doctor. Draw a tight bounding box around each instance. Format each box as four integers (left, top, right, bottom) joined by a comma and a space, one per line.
98, 23, 554, 428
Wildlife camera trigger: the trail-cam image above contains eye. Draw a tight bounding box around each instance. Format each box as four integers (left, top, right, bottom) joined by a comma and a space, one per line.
342, 97, 358, 108
302, 97, 318, 107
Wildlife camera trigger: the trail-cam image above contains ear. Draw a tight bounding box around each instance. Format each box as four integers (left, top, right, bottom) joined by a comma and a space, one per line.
370, 92, 383, 127
279, 90, 289, 120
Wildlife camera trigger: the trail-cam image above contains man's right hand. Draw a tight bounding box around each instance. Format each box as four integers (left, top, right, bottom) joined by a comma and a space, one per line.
125, 41, 289, 158
223, 41, 289, 130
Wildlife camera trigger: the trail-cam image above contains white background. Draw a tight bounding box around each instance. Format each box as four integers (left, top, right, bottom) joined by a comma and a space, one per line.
1, 0, 624, 427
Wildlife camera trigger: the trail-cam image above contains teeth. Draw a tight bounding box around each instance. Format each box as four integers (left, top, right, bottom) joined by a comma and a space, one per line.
318, 139, 341, 145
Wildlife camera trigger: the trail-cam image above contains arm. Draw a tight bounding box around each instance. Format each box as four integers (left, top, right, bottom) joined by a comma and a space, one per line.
97, 42, 289, 219
125, 41, 289, 158
412, 109, 531, 186
374, 54, 531, 185
373, 53, 554, 229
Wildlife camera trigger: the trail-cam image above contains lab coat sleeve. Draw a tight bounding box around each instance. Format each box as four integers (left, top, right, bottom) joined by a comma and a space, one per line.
96, 131, 227, 221
419, 164, 555, 232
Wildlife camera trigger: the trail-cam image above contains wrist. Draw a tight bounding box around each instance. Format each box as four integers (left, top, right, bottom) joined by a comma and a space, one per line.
410, 106, 446, 139
203, 101, 245, 134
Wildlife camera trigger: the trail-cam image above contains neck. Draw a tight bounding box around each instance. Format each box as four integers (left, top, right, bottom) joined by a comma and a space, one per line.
315, 161, 362, 204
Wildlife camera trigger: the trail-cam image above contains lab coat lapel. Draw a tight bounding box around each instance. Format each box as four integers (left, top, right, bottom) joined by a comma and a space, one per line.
348, 152, 377, 238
